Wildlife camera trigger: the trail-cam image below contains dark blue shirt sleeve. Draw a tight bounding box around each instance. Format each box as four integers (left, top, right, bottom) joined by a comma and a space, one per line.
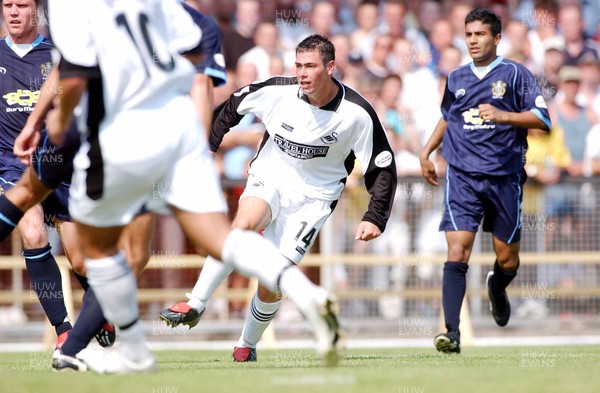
182, 3, 227, 87
515, 65, 551, 130
440, 74, 455, 121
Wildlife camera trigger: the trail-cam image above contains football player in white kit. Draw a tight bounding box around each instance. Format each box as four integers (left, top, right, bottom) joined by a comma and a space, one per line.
46, 0, 343, 374
161, 34, 398, 362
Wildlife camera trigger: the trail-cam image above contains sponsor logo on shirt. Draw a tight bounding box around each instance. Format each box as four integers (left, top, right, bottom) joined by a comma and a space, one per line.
0, 67, 6, 74
320, 132, 338, 144
455, 88, 466, 99
374, 151, 393, 168
3, 89, 39, 112
273, 134, 329, 160
491, 80, 506, 99
462, 108, 496, 130
281, 122, 294, 132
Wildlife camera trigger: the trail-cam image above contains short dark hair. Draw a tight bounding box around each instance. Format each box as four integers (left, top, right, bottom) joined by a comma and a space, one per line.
296, 34, 335, 65
465, 7, 502, 37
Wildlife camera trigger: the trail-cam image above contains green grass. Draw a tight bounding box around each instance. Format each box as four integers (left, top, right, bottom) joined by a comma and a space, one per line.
3, 346, 600, 393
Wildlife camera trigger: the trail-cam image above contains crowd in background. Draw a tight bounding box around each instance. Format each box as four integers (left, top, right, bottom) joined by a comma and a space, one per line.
1, 0, 600, 321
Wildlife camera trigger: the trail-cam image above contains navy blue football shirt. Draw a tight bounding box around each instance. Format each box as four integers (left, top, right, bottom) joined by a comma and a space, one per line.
441, 56, 551, 175
181, 3, 227, 87
0, 35, 53, 157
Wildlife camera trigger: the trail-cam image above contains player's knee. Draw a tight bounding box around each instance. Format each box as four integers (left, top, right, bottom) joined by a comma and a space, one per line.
19, 226, 47, 249
230, 216, 258, 231
71, 259, 86, 276
497, 255, 519, 272
257, 285, 279, 302
447, 244, 470, 262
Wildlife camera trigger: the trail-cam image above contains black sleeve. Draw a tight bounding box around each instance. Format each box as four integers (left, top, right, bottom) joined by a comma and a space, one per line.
361, 127, 397, 233
343, 88, 397, 232
209, 76, 298, 152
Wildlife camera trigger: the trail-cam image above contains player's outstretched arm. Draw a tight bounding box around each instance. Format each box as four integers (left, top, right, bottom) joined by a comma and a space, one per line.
47, 76, 87, 146
420, 118, 447, 186
14, 68, 61, 163
478, 104, 549, 130
354, 221, 382, 241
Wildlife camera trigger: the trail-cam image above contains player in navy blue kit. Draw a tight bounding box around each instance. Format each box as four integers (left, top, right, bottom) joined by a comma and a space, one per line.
419, 8, 551, 354
0, 0, 77, 350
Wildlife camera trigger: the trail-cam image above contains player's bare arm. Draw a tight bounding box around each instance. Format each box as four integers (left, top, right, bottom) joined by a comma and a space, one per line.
478, 104, 550, 130
14, 68, 61, 163
47, 77, 87, 145
419, 118, 447, 186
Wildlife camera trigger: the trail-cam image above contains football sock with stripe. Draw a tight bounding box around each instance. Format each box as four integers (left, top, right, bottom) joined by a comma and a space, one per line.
0, 196, 24, 242
220, 229, 323, 321
237, 293, 282, 348
442, 261, 468, 333
489, 260, 518, 296
24, 244, 71, 335
61, 288, 106, 357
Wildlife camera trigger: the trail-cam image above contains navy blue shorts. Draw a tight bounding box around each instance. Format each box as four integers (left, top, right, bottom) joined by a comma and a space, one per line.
0, 161, 71, 223
439, 164, 527, 244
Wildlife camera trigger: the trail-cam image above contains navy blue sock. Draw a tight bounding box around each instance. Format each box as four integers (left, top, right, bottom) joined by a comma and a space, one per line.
442, 261, 469, 333
490, 260, 518, 296
61, 288, 107, 357
24, 244, 72, 335
73, 271, 89, 291
0, 196, 24, 242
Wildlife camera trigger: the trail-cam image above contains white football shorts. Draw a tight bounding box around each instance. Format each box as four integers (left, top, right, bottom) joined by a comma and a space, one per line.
240, 174, 335, 264
69, 96, 227, 226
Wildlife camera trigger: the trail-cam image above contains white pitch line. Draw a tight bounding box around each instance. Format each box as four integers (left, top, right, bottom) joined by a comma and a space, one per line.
2, 336, 600, 353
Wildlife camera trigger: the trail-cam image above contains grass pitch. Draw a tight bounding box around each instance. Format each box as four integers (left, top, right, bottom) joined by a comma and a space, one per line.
2, 346, 599, 393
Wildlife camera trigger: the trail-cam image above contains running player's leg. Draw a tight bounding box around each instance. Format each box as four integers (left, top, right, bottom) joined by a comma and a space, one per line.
483, 169, 525, 327
233, 195, 333, 361
160, 195, 272, 328
0, 165, 53, 242
171, 207, 342, 365
118, 212, 155, 277
435, 165, 482, 353
17, 201, 72, 345
2, 165, 73, 347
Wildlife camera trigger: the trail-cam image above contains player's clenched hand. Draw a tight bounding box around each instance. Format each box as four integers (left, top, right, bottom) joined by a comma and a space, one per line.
420, 156, 438, 186
355, 221, 381, 241
14, 123, 41, 165
478, 103, 508, 123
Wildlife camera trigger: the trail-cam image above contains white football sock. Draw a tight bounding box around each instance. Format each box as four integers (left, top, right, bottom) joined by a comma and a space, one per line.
187, 255, 233, 311
278, 266, 322, 312
85, 252, 139, 327
237, 293, 282, 348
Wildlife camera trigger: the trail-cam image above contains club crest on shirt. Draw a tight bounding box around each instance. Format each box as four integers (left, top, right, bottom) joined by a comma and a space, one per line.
491, 80, 506, 99
40, 62, 52, 81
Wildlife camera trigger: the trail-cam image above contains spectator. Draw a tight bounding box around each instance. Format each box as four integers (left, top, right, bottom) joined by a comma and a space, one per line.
558, 3, 600, 66
238, 22, 281, 81
428, 19, 455, 74
575, 51, 600, 118
221, 0, 261, 71
537, 37, 565, 101
351, 1, 379, 54
365, 34, 394, 84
